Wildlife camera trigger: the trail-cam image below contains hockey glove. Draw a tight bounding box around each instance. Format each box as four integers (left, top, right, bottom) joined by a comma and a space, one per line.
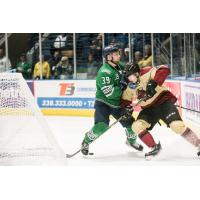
120, 74, 129, 91
146, 80, 157, 98
120, 106, 133, 121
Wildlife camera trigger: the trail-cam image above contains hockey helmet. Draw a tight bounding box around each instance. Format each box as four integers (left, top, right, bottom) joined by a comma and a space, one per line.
103, 45, 119, 59
124, 62, 140, 77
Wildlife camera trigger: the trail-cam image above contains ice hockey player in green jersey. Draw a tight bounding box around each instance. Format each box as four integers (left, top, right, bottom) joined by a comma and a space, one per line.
81, 45, 143, 155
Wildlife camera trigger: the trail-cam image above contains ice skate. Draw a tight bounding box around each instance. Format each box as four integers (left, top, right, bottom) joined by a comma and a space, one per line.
126, 140, 143, 151
145, 142, 162, 160
81, 142, 89, 156
197, 145, 200, 157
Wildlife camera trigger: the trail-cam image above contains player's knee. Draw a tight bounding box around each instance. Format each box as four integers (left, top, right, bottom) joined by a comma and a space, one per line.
169, 120, 187, 134
132, 120, 151, 134
93, 122, 108, 135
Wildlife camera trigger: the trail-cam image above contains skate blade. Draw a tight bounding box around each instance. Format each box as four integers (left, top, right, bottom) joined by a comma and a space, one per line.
126, 142, 143, 152
145, 150, 162, 161
82, 152, 94, 157
145, 155, 154, 161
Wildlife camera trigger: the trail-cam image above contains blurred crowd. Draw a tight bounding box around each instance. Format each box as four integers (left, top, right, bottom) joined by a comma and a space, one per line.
0, 33, 154, 80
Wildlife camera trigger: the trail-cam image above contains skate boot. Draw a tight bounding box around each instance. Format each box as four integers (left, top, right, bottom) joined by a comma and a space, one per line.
125, 128, 143, 151
126, 140, 143, 151
197, 145, 200, 157
81, 142, 89, 156
145, 142, 162, 159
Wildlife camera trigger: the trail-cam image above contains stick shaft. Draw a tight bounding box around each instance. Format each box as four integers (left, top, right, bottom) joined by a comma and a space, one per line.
176, 105, 200, 114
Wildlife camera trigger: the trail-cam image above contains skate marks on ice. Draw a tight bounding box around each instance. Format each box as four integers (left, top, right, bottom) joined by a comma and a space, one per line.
46, 116, 200, 166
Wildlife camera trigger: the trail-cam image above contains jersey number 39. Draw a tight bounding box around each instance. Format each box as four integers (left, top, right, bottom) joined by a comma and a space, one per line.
101, 77, 110, 84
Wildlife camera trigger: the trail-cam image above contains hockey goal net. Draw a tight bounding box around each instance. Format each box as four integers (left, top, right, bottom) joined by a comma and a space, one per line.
0, 73, 66, 165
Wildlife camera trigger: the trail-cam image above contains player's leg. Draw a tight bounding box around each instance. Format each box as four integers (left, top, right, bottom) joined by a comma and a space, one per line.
111, 107, 143, 151
81, 100, 110, 155
132, 108, 161, 157
160, 101, 200, 155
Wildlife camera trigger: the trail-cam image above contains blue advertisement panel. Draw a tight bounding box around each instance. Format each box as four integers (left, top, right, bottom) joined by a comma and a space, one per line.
37, 97, 95, 109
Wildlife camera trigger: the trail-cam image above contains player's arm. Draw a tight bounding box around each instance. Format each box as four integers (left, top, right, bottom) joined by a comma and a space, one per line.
151, 65, 170, 85
146, 65, 170, 97
96, 72, 122, 100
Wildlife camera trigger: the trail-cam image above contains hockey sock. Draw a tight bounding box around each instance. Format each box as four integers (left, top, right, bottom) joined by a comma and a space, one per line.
83, 122, 108, 144
138, 130, 156, 148
125, 127, 137, 143
181, 127, 200, 147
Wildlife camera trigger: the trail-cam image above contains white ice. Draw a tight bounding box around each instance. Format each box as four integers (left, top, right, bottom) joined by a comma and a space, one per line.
46, 116, 200, 166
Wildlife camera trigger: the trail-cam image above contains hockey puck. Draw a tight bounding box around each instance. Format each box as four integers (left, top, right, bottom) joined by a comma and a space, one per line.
89, 152, 94, 155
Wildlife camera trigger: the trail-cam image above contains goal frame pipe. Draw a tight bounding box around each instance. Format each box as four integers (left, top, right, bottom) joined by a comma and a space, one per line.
5, 33, 9, 71
39, 33, 43, 80
73, 33, 77, 79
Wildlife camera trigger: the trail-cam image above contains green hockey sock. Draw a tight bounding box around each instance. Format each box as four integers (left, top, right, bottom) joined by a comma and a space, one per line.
83, 122, 108, 144
125, 127, 137, 144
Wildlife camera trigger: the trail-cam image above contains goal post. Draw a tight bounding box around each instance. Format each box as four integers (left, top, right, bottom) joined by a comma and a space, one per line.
0, 73, 66, 165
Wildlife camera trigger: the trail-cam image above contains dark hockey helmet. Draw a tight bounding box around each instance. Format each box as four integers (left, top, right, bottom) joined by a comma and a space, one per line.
103, 45, 119, 59
124, 62, 140, 77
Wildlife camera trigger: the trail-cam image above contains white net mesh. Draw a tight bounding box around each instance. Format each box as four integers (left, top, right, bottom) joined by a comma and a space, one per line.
0, 73, 66, 165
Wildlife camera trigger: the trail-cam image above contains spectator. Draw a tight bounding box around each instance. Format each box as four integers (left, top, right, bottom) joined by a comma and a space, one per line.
33, 55, 50, 80
89, 39, 102, 62
53, 33, 67, 49
96, 34, 103, 61
123, 48, 130, 62
96, 33, 103, 47
0, 47, 11, 72
87, 54, 99, 79
55, 56, 73, 79
140, 44, 152, 68
109, 38, 117, 46
16, 53, 32, 79
89, 40, 98, 58
48, 50, 62, 78
134, 51, 143, 68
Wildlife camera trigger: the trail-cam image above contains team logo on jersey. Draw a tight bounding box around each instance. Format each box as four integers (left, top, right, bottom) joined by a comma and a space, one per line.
101, 84, 114, 97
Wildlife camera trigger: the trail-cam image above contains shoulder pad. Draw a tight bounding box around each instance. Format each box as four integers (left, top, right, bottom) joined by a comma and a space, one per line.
140, 66, 153, 76
155, 65, 169, 69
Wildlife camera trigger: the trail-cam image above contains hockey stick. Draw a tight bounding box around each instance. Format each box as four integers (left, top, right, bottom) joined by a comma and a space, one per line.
176, 105, 200, 114
66, 96, 147, 158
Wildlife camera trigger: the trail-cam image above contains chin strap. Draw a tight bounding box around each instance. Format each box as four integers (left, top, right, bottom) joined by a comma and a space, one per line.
107, 60, 117, 66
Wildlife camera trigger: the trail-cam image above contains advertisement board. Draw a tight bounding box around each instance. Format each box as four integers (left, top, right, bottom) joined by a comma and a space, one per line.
33, 79, 184, 117
34, 80, 96, 116
181, 81, 200, 128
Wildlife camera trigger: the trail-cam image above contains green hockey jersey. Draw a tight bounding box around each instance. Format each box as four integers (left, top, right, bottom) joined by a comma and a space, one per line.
95, 62, 124, 108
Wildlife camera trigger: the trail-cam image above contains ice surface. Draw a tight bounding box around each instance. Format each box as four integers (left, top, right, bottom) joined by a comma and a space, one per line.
46, 116, 200, 166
